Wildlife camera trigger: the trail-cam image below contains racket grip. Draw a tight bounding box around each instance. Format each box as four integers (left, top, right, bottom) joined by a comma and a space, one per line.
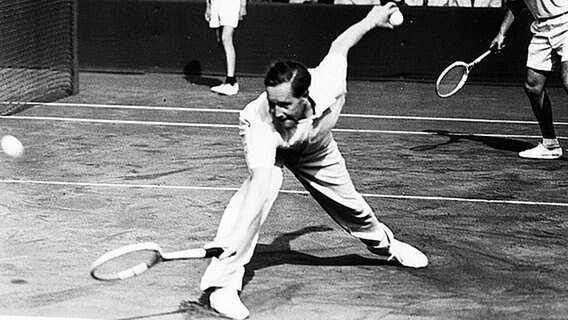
204, 247, 225, 258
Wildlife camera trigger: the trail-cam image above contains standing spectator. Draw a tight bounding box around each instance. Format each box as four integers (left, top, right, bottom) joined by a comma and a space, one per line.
205, 0, 247, 96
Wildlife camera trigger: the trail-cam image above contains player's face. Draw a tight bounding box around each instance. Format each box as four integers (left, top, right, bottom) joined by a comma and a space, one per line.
266, 82, 307, 129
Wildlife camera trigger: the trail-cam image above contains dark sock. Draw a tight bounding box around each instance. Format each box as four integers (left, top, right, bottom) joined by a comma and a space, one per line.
226, 76, 237, 85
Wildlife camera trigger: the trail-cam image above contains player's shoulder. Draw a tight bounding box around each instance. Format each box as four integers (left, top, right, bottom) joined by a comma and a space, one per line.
308, 53, 347, 114
312, 53, 347, 71
309, 53, 347, 84
240, 92, 271, 122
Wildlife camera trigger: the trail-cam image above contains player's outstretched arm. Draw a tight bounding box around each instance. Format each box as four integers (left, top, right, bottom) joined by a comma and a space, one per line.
490, 1, 523, 50
217, 167, 274, 259
329, 3, 399, 57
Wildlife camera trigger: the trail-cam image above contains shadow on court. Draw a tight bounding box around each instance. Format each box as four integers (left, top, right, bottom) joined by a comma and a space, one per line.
182, 225, 402, 320
111, 300, 228, 320
183, 61, 223, 87
243, 225, 400, 288
410, 129, 535, 152
126, 225, 399, 320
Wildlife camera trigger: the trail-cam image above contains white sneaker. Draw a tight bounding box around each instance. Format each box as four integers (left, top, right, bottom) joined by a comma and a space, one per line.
211, 83, 239, 96
209, 287, 250, 320
519, 143, 563, 159
367, 226, 428, 268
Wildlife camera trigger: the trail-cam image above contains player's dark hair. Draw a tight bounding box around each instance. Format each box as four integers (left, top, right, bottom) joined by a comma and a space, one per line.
264, 60, 311, 98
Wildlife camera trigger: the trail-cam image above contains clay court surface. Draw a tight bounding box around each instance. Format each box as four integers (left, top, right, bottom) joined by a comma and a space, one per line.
1, 73, 567, 320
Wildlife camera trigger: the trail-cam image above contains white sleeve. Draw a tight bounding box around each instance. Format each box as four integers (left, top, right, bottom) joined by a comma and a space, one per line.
308, 53, 348, 117
239, 118, 278, 169
239, 95, 279, 169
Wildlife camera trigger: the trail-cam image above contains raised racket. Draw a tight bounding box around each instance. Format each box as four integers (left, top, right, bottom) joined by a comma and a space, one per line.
90, 242, 225, 281
435, 46, 498, 98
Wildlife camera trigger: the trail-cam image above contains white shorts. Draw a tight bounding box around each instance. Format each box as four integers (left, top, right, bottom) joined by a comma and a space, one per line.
208, 0, 240, 29
527, 13, 568, 72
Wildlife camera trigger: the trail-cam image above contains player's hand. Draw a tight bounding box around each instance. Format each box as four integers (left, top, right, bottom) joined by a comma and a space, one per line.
490, 34, 506, 52
204, 243, 236, 260
365, 3, 399, 29
219, 248, 237, 260
239, 6, 247, 21
204, 7, 211, 22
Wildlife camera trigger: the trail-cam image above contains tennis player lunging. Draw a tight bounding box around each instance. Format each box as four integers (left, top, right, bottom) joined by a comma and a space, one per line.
199, 4, 428, 319
491, 0, 568, 159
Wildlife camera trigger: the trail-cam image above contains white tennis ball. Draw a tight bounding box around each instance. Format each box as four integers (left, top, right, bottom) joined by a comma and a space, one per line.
389, 10, 404, 27
1, 135, 24, 158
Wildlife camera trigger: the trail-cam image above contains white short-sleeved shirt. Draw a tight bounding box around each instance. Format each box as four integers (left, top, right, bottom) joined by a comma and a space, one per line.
516, 0, 568, 20
239, 53, 348, 169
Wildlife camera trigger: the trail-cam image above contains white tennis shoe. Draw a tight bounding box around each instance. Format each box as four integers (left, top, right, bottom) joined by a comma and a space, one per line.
209, 287, 250, 320
519, 143, 563, 160
367, 226, 428, 268
211, 83, 239, 96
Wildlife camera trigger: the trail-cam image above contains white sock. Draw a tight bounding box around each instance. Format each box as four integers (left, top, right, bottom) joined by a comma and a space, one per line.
542, 138, 560, 149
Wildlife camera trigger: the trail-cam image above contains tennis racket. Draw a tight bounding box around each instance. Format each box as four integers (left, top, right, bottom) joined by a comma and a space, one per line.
90, 242, 225, 281
435, 47, 498, 98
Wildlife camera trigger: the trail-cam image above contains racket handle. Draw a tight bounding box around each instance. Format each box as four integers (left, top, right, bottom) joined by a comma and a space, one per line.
204, 247, 225, 258
472, 50, 492, 66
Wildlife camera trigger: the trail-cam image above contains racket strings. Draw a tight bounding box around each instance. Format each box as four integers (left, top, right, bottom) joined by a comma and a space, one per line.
437, 65, 467, 97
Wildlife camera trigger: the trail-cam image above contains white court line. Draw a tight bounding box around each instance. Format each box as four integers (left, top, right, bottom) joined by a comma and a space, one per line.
5, 101, 242, 114
1, 101, 566, 138
342, 113, 568, 125
0, 115, 557, 139
0, 317, 99, 320
8, 101, 568, 125
0, 115, 239, 129
1, 179, 567, 207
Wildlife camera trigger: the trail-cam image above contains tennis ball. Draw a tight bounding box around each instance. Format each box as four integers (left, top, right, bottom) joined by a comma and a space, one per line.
1, 135, 24, 158
389, 10, 404, 27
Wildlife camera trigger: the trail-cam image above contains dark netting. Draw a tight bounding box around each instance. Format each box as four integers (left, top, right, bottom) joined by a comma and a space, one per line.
0, 0, 78, 115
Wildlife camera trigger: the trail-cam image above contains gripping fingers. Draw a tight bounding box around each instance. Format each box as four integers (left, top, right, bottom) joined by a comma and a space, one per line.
218, 249, 237, 260
365, 5, 392, 29
203, 243, 236, 260
491, 43, 505, 53
366, 3, 400, 29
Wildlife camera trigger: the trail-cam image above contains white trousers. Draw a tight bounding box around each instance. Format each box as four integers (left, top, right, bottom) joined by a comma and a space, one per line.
200, 139, 389, 291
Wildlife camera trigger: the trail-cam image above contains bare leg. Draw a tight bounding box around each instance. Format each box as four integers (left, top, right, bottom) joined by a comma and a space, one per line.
219, 26, 236, 78
518, 67, 564, 158
211, 26, 239, 95
561, 61, 568, 95
524, 68, 555, 139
